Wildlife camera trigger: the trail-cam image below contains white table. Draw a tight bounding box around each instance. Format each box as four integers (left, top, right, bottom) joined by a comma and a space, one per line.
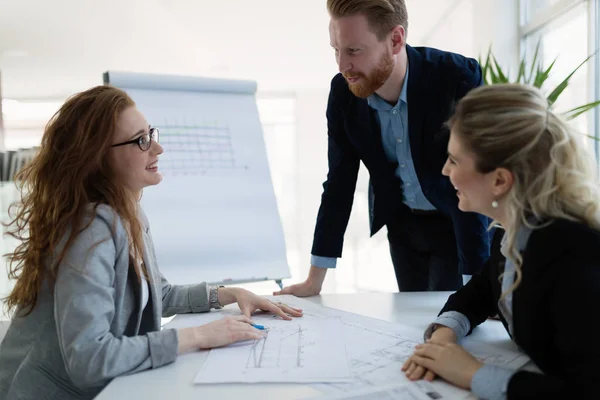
97, 292, 517, 400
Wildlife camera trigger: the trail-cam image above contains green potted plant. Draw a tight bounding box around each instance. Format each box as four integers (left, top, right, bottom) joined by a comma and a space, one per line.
479, 40, 600, 121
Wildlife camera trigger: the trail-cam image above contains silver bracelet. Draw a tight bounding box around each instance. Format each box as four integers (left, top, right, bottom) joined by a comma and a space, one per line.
423, 323, 439, 342
209, 285, 224, 310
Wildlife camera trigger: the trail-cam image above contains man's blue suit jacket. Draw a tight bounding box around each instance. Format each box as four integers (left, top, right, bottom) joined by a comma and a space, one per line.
311, 45, 491, 275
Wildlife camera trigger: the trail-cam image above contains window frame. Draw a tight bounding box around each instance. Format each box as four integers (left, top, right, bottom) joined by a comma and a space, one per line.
519, 0, 600, 158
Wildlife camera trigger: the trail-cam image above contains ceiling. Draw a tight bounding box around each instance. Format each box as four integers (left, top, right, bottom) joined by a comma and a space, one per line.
0, 0, 460, 99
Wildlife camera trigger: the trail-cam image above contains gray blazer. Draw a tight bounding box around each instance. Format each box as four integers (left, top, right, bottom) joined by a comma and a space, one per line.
0, 204, 210, 399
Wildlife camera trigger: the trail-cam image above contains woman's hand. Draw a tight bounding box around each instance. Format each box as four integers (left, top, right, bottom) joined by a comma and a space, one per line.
219, 287, 303, 320
402, 326, 457, 382
177, 316, 265, 353
408, 339, 484, 389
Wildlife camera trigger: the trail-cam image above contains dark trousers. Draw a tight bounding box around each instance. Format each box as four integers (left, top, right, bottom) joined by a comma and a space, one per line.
386, 207, 462, 292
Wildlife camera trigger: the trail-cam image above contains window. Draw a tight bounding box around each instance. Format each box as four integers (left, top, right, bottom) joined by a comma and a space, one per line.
256, 95, 297, 217
255, 94, 301, 280
1, 99, 62, 149
523, 0, 564, 23
520, 0, 600, 152
523, 3, 590, 135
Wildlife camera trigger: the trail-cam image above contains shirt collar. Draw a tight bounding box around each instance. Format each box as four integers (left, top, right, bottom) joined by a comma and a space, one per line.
367, 64, 409, 110
500, 223, 535, 258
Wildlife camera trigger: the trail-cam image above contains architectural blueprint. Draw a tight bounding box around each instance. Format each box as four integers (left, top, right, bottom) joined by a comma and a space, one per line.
193, 317, 352, 383
268, 296, 529, 399
166, 295, 529, 397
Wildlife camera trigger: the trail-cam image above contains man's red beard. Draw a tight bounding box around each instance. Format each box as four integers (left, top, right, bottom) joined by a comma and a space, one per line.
343, 51, 394, 98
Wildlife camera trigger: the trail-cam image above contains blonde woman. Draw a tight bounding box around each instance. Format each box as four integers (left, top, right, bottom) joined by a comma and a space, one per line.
402, 84, 600, 399
0, 86, 302, 400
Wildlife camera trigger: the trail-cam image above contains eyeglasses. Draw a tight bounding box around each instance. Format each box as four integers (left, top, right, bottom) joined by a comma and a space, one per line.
111, 127, 159, 151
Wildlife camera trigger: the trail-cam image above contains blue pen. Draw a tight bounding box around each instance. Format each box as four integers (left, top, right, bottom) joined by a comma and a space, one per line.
252, 324, 265, 330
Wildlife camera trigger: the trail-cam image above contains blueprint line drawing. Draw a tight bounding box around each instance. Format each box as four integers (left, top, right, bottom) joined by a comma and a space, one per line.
246, 325, 305, 369
263, 296, 529, 400
169, 295, 529, 394
194, 317, 352, 384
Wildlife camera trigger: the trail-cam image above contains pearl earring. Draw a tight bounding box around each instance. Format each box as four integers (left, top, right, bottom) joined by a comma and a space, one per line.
492, 200, 499, 209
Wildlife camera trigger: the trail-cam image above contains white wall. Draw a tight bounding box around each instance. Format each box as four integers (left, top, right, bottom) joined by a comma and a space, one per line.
471, 0, 521, 73
0, 0, 521, 300
416, 0, 520, 68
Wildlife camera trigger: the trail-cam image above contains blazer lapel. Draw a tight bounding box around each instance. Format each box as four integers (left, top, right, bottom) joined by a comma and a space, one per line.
345, 96, 387, 162
125, 260, 145, 334
141, 222, 163, 331
508, 224, 556, 346
406, 45, 428, 168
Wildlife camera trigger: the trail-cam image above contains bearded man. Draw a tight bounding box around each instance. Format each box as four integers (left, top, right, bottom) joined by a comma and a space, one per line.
275, 0, 491, 295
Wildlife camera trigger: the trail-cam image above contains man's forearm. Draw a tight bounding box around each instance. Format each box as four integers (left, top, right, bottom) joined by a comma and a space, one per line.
307, 265, 328, 289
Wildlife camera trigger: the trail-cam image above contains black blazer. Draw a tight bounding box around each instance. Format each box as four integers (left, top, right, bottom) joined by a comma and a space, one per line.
311, 45, 491, 274
440, 219, 600, 399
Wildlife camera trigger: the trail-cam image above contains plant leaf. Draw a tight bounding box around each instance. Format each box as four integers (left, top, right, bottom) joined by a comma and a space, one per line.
488, 58, 499, 84
579, 133, 598, 140
533, 67, 545, 88
548, 54, 594, 104
534, 58, 556, 88
478, 58, 485, 84
527, 39, 542, 84
481, 45, 493, 85
564, 100, 600, 120
491, 54, 508, 83
516, 59, 526, 83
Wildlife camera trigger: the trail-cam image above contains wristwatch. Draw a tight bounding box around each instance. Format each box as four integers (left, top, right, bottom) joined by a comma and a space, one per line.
423, 323, 439, 342
209, 285, 224, 309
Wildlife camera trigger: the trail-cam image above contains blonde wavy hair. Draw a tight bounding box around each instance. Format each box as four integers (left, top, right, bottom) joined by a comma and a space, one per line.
449, 83, 600, 295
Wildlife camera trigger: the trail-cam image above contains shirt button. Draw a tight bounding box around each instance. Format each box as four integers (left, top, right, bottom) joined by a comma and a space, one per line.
397, 138, 402, 143
406, 183, 411, 187
401, 164, 406, 168
392, 109, 398, 115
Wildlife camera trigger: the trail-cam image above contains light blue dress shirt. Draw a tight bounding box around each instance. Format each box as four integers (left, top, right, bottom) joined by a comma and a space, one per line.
425, 226, 533, 400
312, 67, 436, 268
